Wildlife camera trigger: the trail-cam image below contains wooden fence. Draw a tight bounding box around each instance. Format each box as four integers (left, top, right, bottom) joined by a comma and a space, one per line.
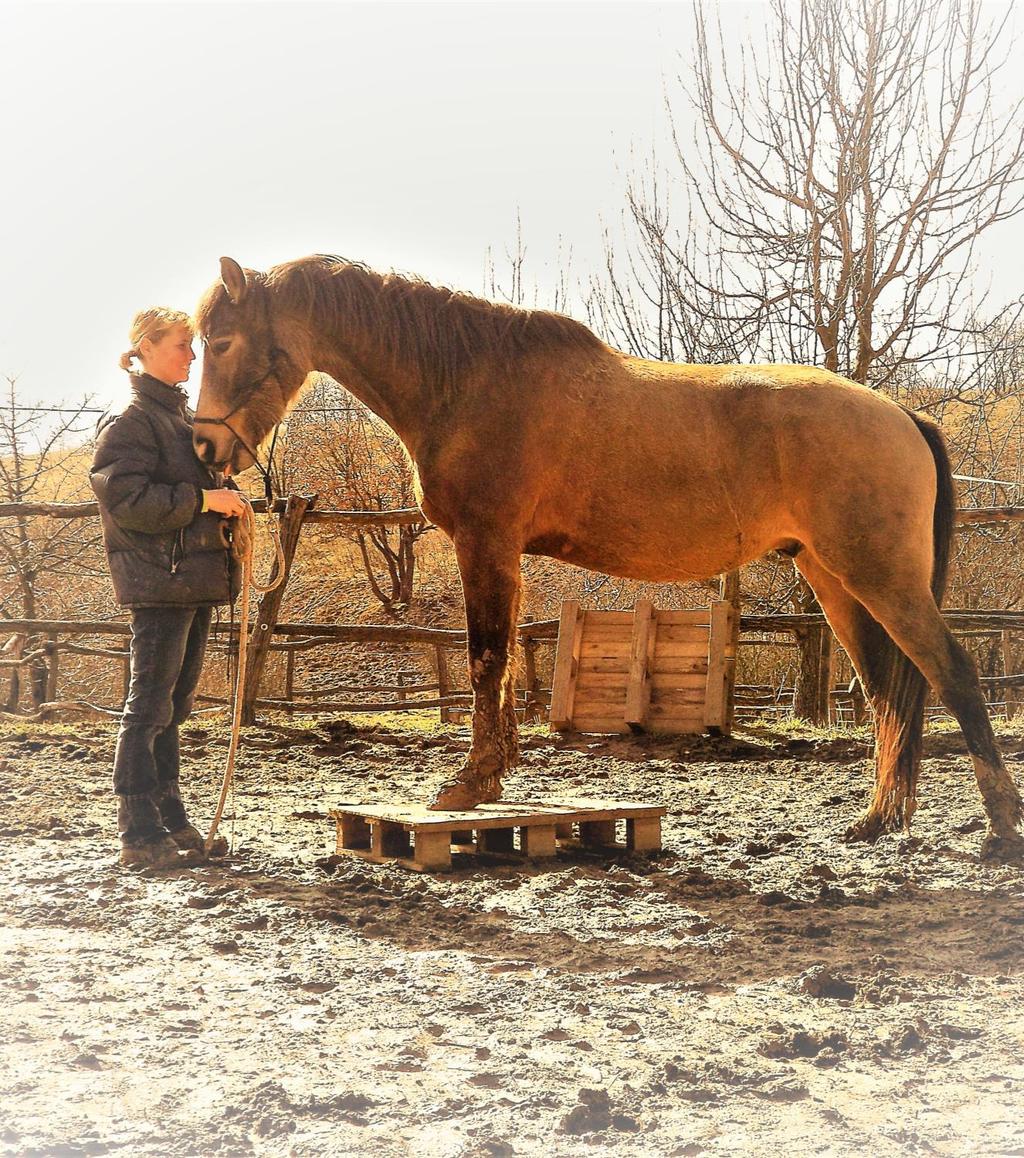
3, 497, 1024, 726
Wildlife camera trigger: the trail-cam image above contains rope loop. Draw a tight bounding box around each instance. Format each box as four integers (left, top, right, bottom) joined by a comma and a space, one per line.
204, 502, 286, 854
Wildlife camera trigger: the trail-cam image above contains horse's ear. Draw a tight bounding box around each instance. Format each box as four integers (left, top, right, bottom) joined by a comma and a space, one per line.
220, 256, 248, 305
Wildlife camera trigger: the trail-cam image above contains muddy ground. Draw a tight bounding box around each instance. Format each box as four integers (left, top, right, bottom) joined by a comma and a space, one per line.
1, 713, 1023, 1157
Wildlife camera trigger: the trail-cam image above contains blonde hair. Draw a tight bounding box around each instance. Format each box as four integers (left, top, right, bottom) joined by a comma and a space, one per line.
119, 307, 194, 372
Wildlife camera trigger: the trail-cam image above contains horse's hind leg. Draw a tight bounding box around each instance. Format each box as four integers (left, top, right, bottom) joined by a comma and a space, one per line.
846, 574, 1023, 858
430, 537, 522, 810
795, 553, 927, 842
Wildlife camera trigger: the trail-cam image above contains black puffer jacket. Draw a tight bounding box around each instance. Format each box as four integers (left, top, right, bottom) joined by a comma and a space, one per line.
90, 374, 241, 608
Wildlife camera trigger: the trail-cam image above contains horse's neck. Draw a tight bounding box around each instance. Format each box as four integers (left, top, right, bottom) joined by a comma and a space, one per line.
314, 343, 428, 457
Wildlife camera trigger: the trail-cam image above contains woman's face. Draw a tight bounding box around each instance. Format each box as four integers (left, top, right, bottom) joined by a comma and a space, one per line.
141, 323, 195, 386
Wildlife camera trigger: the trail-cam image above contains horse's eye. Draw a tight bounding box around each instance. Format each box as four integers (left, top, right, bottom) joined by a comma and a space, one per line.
211, 340, 232, 356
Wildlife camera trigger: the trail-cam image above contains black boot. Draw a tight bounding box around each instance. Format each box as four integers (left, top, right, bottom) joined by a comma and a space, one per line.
156, 779, 189, 829
117, 793, 185, 868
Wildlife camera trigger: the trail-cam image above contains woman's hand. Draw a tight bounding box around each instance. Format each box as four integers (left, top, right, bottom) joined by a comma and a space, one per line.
204, 488, 249, 518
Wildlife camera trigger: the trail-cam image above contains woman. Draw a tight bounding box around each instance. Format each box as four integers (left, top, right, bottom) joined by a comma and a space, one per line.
91, 307, 246, 867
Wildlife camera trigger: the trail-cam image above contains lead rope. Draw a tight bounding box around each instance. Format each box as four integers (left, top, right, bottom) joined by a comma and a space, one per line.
204, 501, 286, 855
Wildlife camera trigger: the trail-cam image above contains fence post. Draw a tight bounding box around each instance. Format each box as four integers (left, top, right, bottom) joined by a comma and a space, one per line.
1002, 630, 1017, 720
434, 644, 450, 724
241, 494, 316, 726
284, 647, 295, 716
719, 570, 741, 732
2, 633, 25, 713
522, 635, 540, 723
44, 634, 59, 704
793, 622, 832, 724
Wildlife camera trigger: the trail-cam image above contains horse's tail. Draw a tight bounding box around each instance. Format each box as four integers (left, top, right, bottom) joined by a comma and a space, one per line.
869, 409, 955, 831
912, 411, 956, 605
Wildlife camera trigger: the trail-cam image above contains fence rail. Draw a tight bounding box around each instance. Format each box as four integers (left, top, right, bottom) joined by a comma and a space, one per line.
3, 496, 1024, 725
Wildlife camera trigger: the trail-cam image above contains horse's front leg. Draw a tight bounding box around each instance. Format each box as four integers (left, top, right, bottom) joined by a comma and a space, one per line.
430, 538, 522, 810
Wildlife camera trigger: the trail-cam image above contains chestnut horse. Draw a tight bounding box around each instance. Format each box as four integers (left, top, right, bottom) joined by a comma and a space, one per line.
193, 255, 1022, 857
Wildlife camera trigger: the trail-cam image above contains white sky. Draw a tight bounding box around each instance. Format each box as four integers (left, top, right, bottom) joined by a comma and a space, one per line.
1, 0, 1022, 416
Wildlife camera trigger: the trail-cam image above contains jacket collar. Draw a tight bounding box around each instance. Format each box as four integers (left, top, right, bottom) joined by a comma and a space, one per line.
129, 373, 190, 417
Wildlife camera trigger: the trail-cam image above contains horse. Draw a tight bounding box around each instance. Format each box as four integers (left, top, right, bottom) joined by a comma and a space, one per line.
192, 254, 1023, 858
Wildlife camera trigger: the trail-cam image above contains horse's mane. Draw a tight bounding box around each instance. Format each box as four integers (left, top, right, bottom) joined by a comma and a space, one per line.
204, 255, 606, 406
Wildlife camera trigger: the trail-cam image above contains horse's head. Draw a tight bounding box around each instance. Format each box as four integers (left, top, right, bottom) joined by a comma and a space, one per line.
193, 257, 307, 472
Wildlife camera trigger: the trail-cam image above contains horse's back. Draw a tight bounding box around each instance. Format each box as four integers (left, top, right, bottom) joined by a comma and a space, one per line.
517, 355, 938, 579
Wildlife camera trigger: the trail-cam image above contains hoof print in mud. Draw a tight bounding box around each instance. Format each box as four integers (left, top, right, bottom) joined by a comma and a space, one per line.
798, 965, 857, 1000
558, 1088, 611, 1135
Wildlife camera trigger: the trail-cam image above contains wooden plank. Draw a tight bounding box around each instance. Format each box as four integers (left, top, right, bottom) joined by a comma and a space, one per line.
574, 682, 631, 703
580, 626, 632, 642
575, 671, 632, 688
411, 829, 452, 870
332, 800, 665, 828
657, 610, 713, 626
651, 656, 708, 675
583, 643, 630, 662
522, 824, 557, 857
627, 816, 662, 852
572, 717, 631, 734
549, 600, 584, 730
653, 671, 708, 685
704, 599, 737, 731
652, 640, 712, 659
582, 611, 634, 626
624, 599, 655, 730
578, 657, 632, 674
647, 700, 707, 718
655, 624, 711, 643
649, 683, 706, 701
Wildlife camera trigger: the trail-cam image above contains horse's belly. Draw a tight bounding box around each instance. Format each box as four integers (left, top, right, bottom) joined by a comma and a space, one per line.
524, 520, 778, 583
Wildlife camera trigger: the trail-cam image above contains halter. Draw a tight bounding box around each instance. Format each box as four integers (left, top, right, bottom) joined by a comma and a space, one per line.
193, 348, 287, 505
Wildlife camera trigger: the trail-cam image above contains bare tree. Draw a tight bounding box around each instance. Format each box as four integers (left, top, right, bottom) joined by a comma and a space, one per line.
0, 378, 103, 708
597, 0, 1024, 378
285, 378, 431, 614
591, 0, 1024, 720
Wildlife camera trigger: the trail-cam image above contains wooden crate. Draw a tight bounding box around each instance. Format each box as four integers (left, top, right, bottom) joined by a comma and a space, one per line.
548, 599, 736, 735
330, 799, 666, 872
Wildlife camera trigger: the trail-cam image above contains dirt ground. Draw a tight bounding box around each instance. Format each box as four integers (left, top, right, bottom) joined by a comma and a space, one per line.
2, 713, 1023, 1158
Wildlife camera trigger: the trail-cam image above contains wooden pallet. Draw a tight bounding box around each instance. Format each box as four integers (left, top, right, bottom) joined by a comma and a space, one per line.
330, 799, 666, 872
548, 599, 737, 735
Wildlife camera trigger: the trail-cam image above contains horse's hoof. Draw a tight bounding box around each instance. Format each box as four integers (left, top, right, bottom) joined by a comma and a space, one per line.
843, 812, 889, 844
979, 829, 1024, 862
428, 778, 501, 811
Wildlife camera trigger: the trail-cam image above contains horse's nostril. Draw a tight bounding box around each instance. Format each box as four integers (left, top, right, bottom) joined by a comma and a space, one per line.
194, 437, 214, 463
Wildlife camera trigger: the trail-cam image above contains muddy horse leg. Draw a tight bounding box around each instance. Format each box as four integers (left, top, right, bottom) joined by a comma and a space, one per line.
430, 540, 522, 810
796, 553, 927, 841
844, 574, 1023, 858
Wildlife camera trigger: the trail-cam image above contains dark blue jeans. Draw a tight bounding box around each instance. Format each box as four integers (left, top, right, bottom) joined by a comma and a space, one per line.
113, 606, 213, 801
